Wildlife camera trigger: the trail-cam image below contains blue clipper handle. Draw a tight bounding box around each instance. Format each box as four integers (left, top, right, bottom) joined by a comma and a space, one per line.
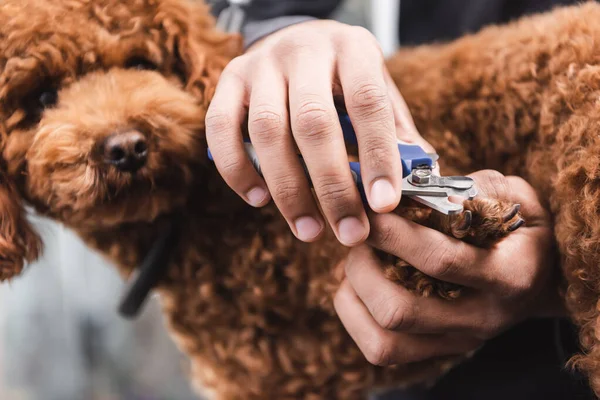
397, 144, 432, 176
339, 113, 359, 145
339, 112, 433, 177
349, 162, 367, 203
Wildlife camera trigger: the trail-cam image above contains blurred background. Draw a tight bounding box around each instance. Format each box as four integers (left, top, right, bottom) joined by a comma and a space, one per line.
0, 1, 397, 399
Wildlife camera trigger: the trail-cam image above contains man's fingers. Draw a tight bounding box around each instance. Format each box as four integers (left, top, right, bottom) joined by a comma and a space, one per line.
466, 170, 513, 201
467, 171, 549, 220
344, 245, 504, 336
368, 213, 494, 288
286, 46, 369, 247
368, 170, 553, 295
505, 175, 551, 226
248, 60, 324, 242
336, 28, 403, 213
334, 279, 482, 366
206, 59, 271, 207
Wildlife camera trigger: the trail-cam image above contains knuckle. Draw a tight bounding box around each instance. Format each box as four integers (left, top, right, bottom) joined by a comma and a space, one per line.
478, 169, 510, 199
271, 30, 333, 61
272, 34, 311, 55
270, 176, 303, 204
372, 295, 415, 331
294, 101, 336, 143
333, 282, 351, 311
205, 109, 233, 135
362, 138, 394, 171
506, 175, 528, 188
364, 336, 393, 366
223, 55, 247, 75
371, 217, 400, 249
348, 25, 379, 45
218, 153, 245, 178
507, 271, 536, 298
483, 169, 508, 186
313, 174, 355, 208
422, 241, 460, 279
248, 106, 286, 143
219, 56, 251, 85
350, 82, 391, 119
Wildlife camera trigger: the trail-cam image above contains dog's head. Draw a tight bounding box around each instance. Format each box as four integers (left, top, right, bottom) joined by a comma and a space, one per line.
0, 0, 241, 280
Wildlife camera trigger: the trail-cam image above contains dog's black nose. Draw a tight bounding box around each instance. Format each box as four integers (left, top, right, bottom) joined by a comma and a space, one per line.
103, 131, 148, 172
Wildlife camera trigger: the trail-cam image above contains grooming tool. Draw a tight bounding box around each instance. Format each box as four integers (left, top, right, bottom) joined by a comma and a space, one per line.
207, 113, 477, 215
338, 113, 477, 215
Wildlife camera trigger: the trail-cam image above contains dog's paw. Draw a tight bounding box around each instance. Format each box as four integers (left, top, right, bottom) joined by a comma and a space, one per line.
446, 198, 524, 247
377, 198, 523, 300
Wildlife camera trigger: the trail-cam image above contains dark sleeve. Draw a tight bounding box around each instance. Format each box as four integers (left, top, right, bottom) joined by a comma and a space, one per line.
210, 0, 341, 19
242, 0, 342, 20
210, 0, 343, 48
399, 0, 589, 46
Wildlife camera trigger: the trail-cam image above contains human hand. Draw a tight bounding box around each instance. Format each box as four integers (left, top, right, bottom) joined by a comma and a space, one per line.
334, 170, 562, 366
206, 20, 433, 247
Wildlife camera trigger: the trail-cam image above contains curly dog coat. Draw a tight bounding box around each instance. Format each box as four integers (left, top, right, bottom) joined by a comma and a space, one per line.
0, 0, 597, 398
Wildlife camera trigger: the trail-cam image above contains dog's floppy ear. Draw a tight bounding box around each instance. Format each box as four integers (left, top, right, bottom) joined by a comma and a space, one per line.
0, 169, 42, 281
160, 0, 243, 107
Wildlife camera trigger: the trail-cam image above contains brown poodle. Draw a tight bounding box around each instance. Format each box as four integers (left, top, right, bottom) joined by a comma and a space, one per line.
0, 0, 597, 398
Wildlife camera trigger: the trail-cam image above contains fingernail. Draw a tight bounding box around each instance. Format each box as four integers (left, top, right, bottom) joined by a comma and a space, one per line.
247, 187, 268, 207
337, 217, 367, 246
294, 216, 322, 242
370, 178, 397, 211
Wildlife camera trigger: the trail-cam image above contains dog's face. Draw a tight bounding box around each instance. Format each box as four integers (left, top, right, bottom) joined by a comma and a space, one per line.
0, 0, 241, 279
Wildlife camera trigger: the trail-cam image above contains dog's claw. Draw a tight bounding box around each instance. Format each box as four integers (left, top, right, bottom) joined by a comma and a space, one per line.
458, 210, 472, 231
503, 204, 521, 222
508, 218, 525, 232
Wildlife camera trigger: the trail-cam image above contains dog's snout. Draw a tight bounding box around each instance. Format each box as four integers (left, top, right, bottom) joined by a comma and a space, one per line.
103, 131, 148, 172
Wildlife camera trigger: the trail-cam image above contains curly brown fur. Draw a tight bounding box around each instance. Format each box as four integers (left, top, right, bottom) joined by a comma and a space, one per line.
3, 0, 600, 399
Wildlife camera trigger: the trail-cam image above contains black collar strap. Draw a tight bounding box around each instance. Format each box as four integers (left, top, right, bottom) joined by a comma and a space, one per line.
118, 212, 183, 319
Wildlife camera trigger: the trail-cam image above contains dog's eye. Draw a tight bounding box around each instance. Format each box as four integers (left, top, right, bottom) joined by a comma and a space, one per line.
125, 57, 159, 71
38, 90, 58, 109
20, 87, 59, 126
16, 84, 58, 127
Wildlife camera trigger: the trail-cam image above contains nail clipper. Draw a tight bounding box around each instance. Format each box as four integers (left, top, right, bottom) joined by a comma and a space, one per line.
207, 112, 477, 215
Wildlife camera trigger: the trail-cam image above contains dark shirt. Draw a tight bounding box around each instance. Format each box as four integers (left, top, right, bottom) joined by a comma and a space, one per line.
398, 0, 579, 44
213, 0, 582, 45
